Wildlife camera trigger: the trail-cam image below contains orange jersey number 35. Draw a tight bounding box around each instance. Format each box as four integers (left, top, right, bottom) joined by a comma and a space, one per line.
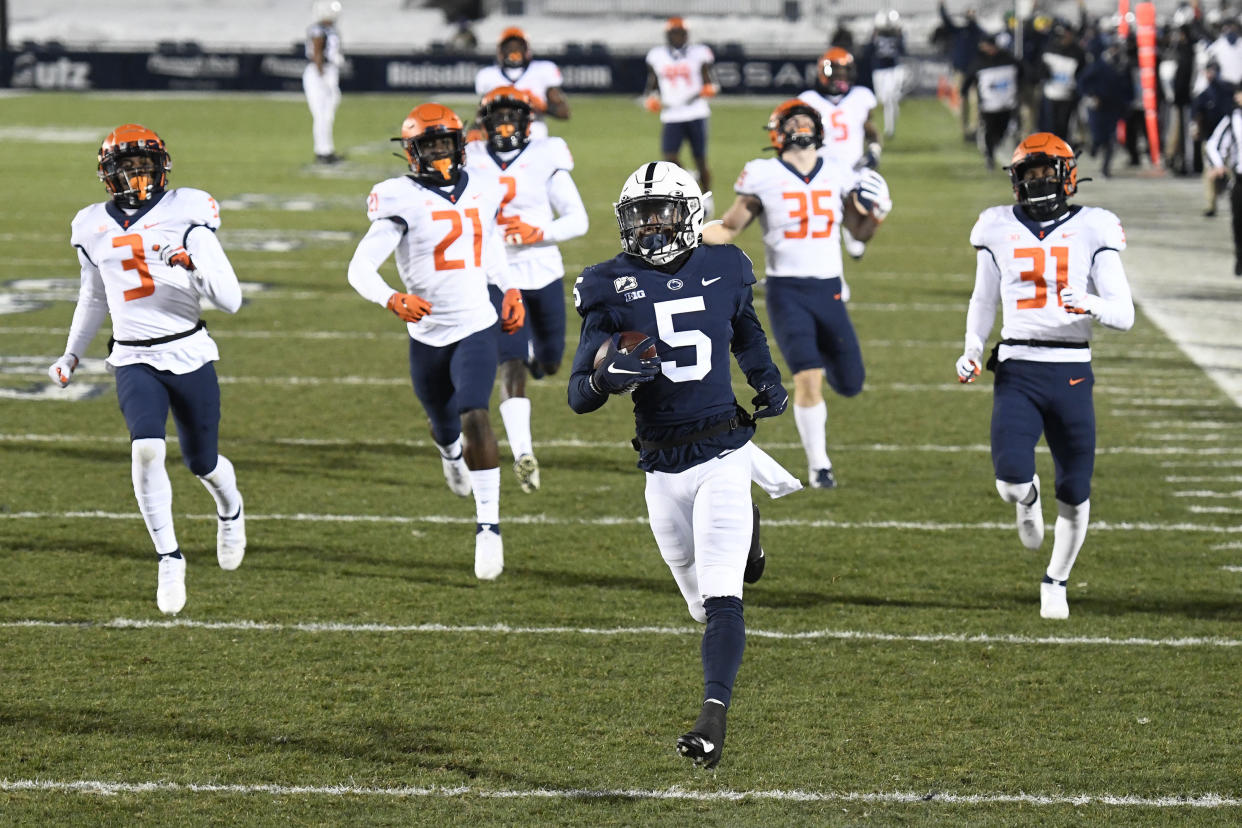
782, 190, 835, 239
1014, 246, 1069, 309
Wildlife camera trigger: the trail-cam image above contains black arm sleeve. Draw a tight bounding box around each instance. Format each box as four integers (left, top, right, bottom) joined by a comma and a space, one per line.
567, 308, 615, 414
731, 287, 782, 393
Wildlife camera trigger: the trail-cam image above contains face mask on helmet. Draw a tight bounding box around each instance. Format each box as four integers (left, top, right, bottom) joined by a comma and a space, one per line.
500, 38, 528, 69
821, 61, 853, 96
1010, 156, 1072, 221
407, 131, 464, 186
617, 197, 696, 265
481, 101, 532, 152
779, 110, 823, 151
97, 132, 171, 209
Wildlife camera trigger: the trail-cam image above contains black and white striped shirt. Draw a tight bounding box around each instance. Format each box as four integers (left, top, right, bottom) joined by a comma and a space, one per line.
1205, 108, 1242, 173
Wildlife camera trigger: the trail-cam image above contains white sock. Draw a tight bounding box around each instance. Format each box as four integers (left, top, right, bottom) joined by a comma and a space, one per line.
499, 397, 533, 459
793, 401, 831, 471
196, 454, 241, 517
436, 435, 464, 461
1047, 498, 1090, 582
470, 466, 501, 525
131, 438, 178, 555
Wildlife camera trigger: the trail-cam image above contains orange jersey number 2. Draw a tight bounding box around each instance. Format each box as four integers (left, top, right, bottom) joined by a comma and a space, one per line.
114, 233, 155, 301
431, 208, 484, 271
1014, 246, 1069, 310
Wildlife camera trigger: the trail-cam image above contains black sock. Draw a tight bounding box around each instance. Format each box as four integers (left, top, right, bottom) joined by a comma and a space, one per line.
701, 596, 745, 708
159, 549, 183, 560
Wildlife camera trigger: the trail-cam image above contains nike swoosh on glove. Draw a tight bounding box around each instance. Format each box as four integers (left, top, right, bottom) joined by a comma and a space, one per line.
387, 292, 432, 323
751, 382, 789, 419
591, 336, 661, 395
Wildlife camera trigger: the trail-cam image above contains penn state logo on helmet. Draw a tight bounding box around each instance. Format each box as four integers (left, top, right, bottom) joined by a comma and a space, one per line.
1007, 132, 1080, 221
97, 124, 172, 209
394, 103, 465, 187
614, 161, 707, 266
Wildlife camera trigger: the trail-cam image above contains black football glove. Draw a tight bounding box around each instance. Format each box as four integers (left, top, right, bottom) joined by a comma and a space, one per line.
751, 382, 789, 419
590, 336, 661, 395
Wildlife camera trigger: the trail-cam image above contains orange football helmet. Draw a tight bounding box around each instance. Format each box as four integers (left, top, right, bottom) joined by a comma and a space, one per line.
478, 86, 535, 153
1007, 132, 1079, 220
97, 124, 171, 208
498, 26, 530, 69
817, 47, 855, 96
396, 103, 465, 186
765, 99, 824, 152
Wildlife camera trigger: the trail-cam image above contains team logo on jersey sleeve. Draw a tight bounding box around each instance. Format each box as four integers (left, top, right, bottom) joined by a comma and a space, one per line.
613, 275, 638, 293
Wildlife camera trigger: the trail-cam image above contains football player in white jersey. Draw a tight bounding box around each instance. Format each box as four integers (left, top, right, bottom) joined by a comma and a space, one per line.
465, 86, 588, 494
48, 124, 247, 616
956, 133, 1134, 620
643, 17, 718, 216
303, 0, 344, 163
347, 103, 526, 581
798, 47, 882, 260
475, 27, 569, 140
703, 100, 892, 490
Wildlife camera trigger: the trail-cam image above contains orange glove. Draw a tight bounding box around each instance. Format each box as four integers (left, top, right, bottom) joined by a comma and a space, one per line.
500, 288, 525, 333
701, 83, 718, 98
503, 219, 544, 246
387, 292, 431, 323
644, 94, 661, 113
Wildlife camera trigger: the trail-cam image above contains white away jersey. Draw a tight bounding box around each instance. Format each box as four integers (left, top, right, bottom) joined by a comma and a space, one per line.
464, 135, 573, 286
734, 155, 864, 279
70, 187, 222, 371
646, 43, 714, 123
305, 22, 343, 66
475, 60, 563, 107
365, 172, 506, 346
970, 205, 1127, 362
798, 86, 877, 169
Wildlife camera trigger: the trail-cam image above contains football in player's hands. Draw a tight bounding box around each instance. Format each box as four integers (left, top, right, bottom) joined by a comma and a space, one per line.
593, 330, 658, 368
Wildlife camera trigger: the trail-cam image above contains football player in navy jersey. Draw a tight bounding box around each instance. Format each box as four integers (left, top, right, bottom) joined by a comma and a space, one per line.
569, 161, 789, 769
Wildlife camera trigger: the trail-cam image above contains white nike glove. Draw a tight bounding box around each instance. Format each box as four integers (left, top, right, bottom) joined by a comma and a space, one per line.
853, 169, 892, 220
48, 354, 79, 387
158, 244, 194, 270
955, 353, 981, 383
1059, 285, 1095, 316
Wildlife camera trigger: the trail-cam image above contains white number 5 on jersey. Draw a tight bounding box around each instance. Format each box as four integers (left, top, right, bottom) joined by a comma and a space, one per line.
654, 297, 711, 382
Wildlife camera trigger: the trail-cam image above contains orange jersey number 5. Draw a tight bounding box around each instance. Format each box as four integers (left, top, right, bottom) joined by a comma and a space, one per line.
1014, 246, 1069, 309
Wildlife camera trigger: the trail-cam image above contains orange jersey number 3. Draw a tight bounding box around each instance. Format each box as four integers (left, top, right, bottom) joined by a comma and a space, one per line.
114, 233, 155, 301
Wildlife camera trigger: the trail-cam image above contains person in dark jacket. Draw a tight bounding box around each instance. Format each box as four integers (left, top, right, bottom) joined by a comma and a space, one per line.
962, 35, 1022, 169
940, 3, 984, 139
1039, 21, 1086, 141
1194, 61, 1235, 215
1078, 40, 1133, 177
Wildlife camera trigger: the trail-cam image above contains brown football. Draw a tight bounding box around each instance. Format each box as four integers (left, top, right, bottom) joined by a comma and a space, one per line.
594, 331, 657, 368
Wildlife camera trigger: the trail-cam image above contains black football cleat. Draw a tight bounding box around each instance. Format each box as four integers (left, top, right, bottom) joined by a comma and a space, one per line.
743, 503, 765, 584
677, 699, 726, 769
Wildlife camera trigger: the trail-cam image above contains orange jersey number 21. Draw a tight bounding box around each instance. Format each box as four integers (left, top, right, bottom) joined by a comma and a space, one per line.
431, 208, 484, 271
1014, 246, 1069, 309
114, 233, 155, 301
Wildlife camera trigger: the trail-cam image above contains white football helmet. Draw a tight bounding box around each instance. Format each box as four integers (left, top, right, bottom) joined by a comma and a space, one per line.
874, 9, 900, 29
614, 161, 707, 266
312, 0, 341, 23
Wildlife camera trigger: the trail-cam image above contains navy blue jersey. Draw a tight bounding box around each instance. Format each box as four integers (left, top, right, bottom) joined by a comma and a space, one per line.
568, 245, 782, 473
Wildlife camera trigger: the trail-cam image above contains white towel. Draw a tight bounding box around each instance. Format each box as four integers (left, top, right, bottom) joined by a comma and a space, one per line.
750, 442, 803, 499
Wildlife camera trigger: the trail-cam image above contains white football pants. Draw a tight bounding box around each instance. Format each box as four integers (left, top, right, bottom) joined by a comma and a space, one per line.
872, 66, 905, 137
645, 443, 754, 621
303, 63, 340, 156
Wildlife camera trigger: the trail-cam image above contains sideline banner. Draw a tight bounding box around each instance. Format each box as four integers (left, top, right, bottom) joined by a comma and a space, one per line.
4, 46, 949, 97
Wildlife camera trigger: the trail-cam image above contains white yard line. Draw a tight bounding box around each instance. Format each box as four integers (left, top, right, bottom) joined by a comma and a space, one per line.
0, 778, 1236, 808
2, 432, 1240, 457
5, 618, 1242, 649
1, 510, 1238, 533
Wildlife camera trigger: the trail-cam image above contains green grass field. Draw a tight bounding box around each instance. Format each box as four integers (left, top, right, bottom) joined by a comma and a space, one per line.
1, 92, 1240, 825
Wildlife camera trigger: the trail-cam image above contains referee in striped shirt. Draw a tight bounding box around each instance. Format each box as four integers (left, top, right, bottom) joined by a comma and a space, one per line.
1204, 87, 1242, 276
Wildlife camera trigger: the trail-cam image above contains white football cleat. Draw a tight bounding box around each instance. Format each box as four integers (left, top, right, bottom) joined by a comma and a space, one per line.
217, 495, 246, 571
1016, 473, 1045, 550
442, 455, 472, 497
513, 453, 540, 493
474, 524, 504, 580
1040, 577, 1069, 619
157, 554, 186, 615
